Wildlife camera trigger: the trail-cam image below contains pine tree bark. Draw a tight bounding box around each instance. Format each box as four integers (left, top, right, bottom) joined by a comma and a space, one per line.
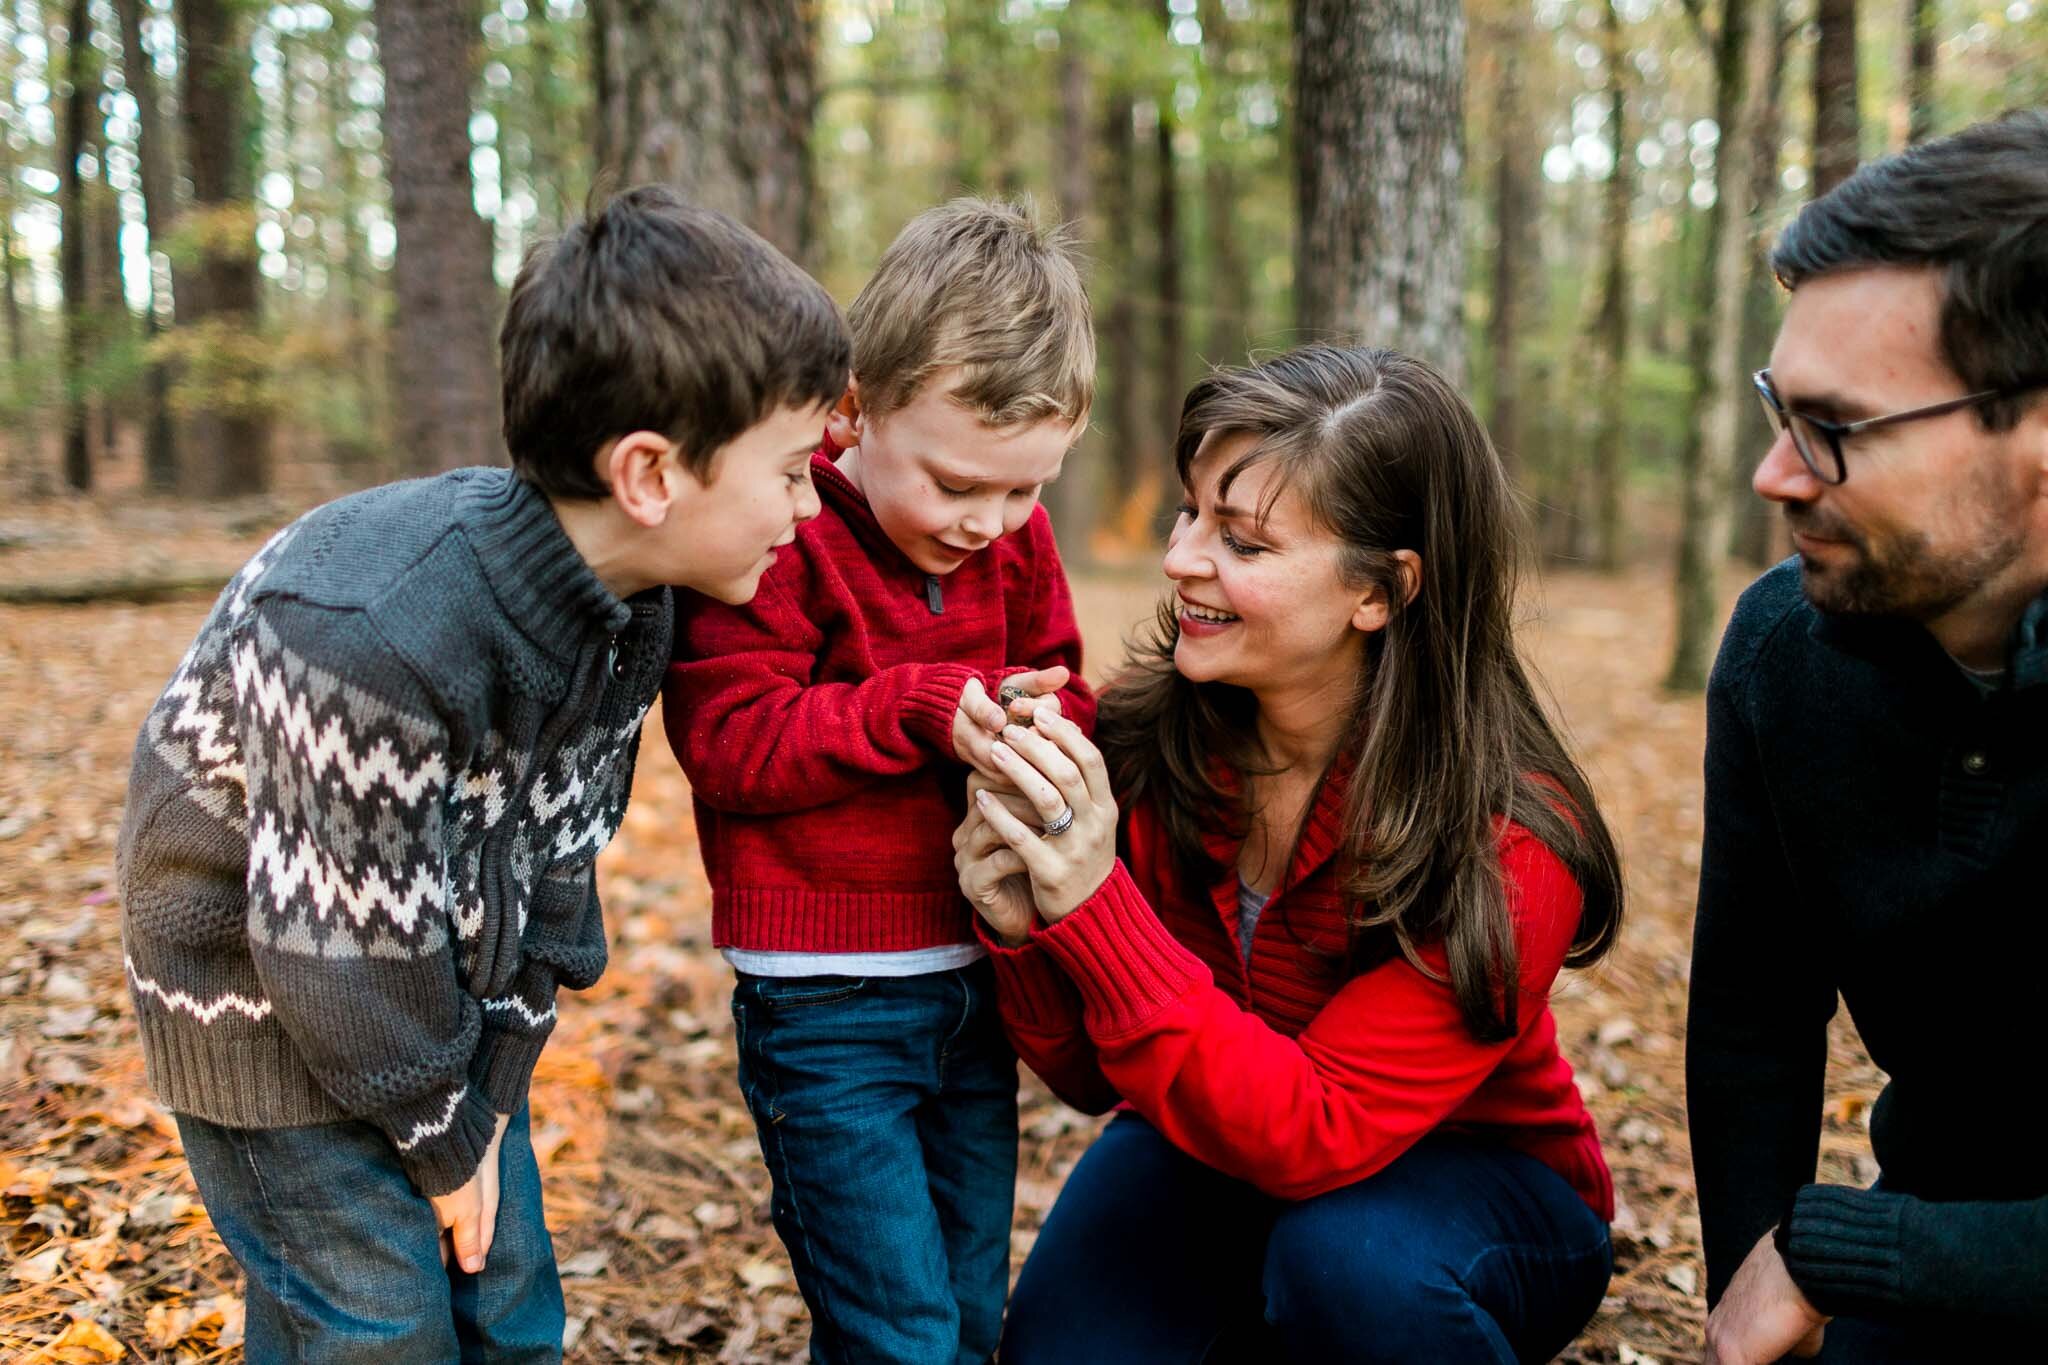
58, 0, 96, 492
1736, 0, 1790, 567
1201, 0, 1250, 365
1155, 100, 1184, 529
1294, 0, 1466, 384
374, 0, 502, 473
179, 0, 271, 496
1103, 93, 1148, 506
1589, 0, 1632, 571
116, 0, 179, 491
1666, 0, 1774, 691
1905, 0, 1936, 145
1047, 14, 1096, 567
591, 0, 815, 264
1812, 0, 1860, 196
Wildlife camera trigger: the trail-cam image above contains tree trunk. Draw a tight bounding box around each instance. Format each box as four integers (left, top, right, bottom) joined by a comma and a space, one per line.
1736, 0, 1791, 567
1047, 16, 1096, 567
1812, 0, 1860, 196
1155, 99, 1184, 532
179, 0, 271, 496
1905, 0, 1936, 145
116, 0, 179, 492
1202, 0, 1250, 365
374, 0, 502, 473
591, 0, 815, 265
1293, 0, 1466, 384
58, 0, 96, 492
1588, 0, 1632, 572
91, 178, 125, 459
1666, 0, 1774, 692
1103, 92, 1149, 524
1486, 9, 1539, 483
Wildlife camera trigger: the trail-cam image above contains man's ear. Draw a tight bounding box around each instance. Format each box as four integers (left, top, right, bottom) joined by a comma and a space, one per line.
824, 376, 864, 451
600, 430, 685, 529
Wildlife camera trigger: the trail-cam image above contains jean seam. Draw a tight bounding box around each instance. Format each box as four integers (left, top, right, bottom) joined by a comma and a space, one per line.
744, 1009, 851, 1360
236, 1128, 307, 1365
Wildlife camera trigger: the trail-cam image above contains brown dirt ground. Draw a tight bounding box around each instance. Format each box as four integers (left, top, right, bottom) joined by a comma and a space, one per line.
0, 495, 1883, 1363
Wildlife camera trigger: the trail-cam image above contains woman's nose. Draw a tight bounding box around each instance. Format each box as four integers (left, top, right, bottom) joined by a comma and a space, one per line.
1162, 526, 1209, 581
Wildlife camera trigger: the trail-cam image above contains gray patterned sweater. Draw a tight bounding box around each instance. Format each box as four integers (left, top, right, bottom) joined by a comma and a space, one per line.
116, 468, 670, 1196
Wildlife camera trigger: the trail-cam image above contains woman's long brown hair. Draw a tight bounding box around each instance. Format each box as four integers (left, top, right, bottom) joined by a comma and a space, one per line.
1097, 345, 1623, 1042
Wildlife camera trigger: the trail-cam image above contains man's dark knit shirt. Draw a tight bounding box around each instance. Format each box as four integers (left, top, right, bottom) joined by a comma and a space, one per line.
1688, 558, 2048, 1327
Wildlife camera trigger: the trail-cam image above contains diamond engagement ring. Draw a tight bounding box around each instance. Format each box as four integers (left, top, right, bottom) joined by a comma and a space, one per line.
1042, 806, 1076, 836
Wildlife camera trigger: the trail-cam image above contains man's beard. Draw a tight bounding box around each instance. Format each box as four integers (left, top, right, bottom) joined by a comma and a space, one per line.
1787, 502, 2021, 620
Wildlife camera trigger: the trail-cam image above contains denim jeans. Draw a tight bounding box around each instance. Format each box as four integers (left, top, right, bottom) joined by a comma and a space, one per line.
176, 1104, 563, 1364
731, 961, 1019, 1364
1004, 1112, 1613, 1364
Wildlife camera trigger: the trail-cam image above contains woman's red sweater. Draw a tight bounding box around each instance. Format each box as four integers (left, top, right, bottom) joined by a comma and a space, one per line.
984, 771, 1614, 1217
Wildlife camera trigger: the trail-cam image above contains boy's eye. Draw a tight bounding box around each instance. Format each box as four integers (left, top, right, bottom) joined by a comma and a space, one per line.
1007, 486, 1040, 500
937, 481, 973, 497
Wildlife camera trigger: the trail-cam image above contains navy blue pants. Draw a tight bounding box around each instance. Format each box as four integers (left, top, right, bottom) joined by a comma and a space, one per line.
176, 1104, 563, 1363
731, 961, 1019, 1364
1004, 1113, 1612, 1364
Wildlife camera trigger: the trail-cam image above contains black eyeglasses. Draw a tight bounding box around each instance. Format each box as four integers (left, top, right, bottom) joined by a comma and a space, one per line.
1753, 369, 2039, 486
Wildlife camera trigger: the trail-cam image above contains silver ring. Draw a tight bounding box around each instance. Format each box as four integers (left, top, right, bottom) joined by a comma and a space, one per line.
1042, 806, 1075, 837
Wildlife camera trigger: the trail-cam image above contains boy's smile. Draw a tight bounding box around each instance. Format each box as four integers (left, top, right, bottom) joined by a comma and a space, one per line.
829, 369, 1078, 576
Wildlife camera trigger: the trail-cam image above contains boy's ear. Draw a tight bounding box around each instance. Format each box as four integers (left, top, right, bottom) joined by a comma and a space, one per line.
823, 376, 864, 451
601, 430, 687, 528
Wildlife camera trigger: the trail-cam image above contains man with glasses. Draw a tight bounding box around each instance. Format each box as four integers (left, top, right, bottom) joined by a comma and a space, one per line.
1689, 110, 2048, 1364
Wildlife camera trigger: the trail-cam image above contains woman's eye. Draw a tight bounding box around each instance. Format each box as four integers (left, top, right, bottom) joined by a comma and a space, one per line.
1174, 503, 1196, 522
1220, 529, 1266, 557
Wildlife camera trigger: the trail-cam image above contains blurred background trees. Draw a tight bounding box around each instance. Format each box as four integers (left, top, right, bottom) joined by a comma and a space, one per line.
3, 0, 2044, 685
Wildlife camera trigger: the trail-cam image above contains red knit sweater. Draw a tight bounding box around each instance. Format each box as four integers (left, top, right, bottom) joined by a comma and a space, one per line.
664, 451, 1096, 953
984, 771, 1615, 1218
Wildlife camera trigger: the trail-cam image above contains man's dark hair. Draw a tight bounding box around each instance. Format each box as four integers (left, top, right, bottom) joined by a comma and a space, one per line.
500, 185, 850, 499
1771, 108, 2048, 432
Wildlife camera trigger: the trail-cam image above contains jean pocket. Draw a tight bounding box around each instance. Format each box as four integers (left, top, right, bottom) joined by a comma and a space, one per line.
750, 974, 869, 1009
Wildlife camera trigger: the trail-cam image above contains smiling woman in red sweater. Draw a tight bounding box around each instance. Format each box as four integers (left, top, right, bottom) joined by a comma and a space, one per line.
953, 345, 1625, 1364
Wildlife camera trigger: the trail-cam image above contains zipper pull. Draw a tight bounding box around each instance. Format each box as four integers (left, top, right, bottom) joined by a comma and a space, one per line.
925, 574, 944, 615
605, 634, 622, 681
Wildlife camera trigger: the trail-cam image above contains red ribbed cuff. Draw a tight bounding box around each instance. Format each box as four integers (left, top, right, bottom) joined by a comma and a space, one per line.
1033, 861, 1209, 1037
977, 916, 1083, 1029
899, 663, 984, 754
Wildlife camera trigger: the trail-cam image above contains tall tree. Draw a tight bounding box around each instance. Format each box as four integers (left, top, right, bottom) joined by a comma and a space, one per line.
179, 0, 271, 495
1047, 8, 1097, 566
592, 0, 816, 263
116, 0, 179, 491
1905, 0, 1936, 144
1736, 0, 1792, 566
1812, 0, 1860, 195
1154, 92, 1184, 525
57, 0, 96, 491
1200, 0, 1250, 364
1666, 0, 1776, 691
1485, 2, 1540, 479
1588, 0, 1633, 571
1103, 91, 1149, 518
375, 0, 502, 472
1293, 0, 1466, 383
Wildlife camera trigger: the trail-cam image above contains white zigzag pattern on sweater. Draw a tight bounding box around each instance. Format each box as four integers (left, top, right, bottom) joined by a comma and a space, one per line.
231, 641, 449, 804
248, 813, 447, 934
161, 671, 245, 787
482, 994, 557, 1029
392, 1085, 470, 1151
124, 955, 273, 1023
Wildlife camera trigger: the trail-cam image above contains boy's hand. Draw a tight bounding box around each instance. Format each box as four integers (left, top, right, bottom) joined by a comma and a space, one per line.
953, 667, 1071, 778
431, 1111, 511, 1274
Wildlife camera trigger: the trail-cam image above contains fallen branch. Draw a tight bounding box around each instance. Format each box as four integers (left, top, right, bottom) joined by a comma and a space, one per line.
0, 571, 230, 606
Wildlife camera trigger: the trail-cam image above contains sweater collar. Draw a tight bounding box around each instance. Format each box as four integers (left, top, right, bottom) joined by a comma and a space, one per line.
1811, 583, 2048, 694
1197, 756, 1352, 904
455, 469, 632, 657
808, 447, 945, 584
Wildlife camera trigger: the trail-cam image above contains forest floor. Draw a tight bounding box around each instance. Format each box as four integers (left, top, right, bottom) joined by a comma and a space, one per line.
0, 492, 1885, 1363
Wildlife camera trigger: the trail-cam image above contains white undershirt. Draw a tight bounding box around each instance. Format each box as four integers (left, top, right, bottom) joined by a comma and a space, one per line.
722, 942, 987, 978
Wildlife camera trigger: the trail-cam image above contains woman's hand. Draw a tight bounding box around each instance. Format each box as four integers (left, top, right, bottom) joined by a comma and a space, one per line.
954, 775, 1039, 946
972, 704, 1118, 922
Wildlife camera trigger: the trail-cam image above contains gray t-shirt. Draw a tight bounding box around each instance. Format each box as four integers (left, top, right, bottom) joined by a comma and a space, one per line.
1237, 878, 1271, 967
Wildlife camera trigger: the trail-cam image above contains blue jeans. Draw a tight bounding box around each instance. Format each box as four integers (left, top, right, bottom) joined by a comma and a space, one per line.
1005, 1113, 1613, 1364
731, 961, 1019, 1364
176, 1104, 562, 1364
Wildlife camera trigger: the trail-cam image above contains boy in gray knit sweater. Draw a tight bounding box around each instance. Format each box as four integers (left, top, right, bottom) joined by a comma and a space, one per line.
115, 187, 849, 1362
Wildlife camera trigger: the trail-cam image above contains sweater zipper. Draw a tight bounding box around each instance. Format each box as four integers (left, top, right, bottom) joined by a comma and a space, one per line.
924, 574, 944, 615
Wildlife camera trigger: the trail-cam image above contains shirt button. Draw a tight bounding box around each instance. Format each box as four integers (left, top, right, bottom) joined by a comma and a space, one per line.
1961, 751, 1988, 775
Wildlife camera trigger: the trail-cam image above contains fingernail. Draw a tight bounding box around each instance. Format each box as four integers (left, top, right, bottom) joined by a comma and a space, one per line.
990, 741, 1013, 760
976, 789, 992, 806
464, 1255, 483, 1273
1002, 726, 1025, 742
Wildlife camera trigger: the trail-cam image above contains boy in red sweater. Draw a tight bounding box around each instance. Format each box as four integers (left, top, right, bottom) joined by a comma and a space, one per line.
663, 198, 1097, 1364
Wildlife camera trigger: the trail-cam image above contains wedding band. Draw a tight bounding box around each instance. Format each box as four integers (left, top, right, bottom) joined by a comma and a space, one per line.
1042, 806, 1075, 837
